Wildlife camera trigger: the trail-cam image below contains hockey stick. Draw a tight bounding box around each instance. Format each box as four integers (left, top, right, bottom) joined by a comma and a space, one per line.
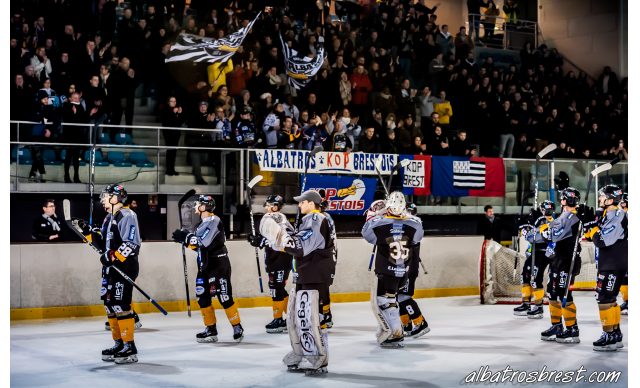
88, 128, 98, 225
63, 199, 168, 315
373, 156, 390, 196
531, 143, 557, 287
178, 189, 196, 317
561, 158, 619, 307
245, 175, 265, 293
386, 158, 411, 193
294, 146, 323, 230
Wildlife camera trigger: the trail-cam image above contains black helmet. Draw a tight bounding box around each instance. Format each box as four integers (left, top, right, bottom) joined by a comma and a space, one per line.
195, 195, 215, 212
561, 187, 580, 207
102, 183, 127, 204
621, 192, 628, 206
539, 200, 555, 216
406, 202, 418, 216
264, 194, 284, 210
598, 184, 623, 205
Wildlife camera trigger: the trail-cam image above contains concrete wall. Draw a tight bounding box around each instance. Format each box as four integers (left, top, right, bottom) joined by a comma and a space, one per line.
538, 0, 627, 77
10, 236, 484, 309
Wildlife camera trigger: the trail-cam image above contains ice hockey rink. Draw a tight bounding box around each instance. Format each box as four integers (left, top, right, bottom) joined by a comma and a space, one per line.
11, 293, 627, 387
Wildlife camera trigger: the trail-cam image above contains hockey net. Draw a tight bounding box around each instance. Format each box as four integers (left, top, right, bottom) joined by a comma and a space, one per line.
480, 238, 597, 304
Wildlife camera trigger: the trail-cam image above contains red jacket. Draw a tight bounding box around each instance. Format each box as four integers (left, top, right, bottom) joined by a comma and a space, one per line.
349, 73, 373, 105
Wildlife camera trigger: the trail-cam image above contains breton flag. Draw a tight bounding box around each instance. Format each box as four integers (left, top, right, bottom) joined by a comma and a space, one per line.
431, 156, 505, 197
453, 160, 486, 189
165, 12, 261, 63
280, 34, 326, 90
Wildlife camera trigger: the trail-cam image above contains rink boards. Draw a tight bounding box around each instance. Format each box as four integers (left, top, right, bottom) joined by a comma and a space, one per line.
10, 236, 484, 319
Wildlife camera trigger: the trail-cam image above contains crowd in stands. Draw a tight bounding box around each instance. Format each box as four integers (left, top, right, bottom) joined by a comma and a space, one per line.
10, 0, 628, 183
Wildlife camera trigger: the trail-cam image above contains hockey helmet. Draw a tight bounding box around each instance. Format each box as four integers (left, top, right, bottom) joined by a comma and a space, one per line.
101, 183, 128, 204
406, 202, 418, 216
386, 191, 406, 216
195, 195, 216, 212
598, 184, 623, 205
560, 187, 580, 207
264, 194, 284, 210
539, 200, 555, 216
621, 192, 628, 207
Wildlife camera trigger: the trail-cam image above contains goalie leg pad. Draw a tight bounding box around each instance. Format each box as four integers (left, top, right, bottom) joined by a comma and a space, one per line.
371, 275, 403, 344
284, 287, 302, 368
295, 288, 327, 370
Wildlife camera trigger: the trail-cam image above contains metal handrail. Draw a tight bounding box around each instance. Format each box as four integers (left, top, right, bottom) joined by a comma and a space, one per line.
12, 120, 224, 134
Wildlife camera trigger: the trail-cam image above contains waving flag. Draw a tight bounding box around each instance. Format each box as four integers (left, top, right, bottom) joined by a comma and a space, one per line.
280, 34, 326, 89
431, 156, 505, 197
165, 12, 261, 63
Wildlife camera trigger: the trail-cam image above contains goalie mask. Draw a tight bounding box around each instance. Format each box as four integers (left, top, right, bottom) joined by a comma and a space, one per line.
560, 187, 580, 207
386, 191, 406, 217
101, 183, 127, 204
598, 184, 623, 205
195, 195, 216, 213
539, 200, 555, 216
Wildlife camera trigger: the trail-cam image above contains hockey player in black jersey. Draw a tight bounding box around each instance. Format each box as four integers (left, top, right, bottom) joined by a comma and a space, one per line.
536, 188, 583, 344
258, 189, 334, 375
248, 194, 293, 333
362, 192, 424, 348
398, 203, 430, 339
86, 184, 142, 364
172, 195, 244, 343
514, 200, 555, 319
584, 185, 627, 351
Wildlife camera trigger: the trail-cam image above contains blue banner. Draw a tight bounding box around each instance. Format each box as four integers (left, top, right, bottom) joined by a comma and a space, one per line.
305, 175, 376, 215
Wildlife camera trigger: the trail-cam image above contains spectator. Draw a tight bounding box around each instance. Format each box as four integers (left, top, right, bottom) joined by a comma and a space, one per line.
498, 100, 517, 158
450, 130, 476, 156
381, 128, 400, 154
417, 86, 437, 128
466, 0, 486, 43
187, 101, 216, 185
61, 92, 88, 183
207, 59, 234, 98
454, 26, 473, 61
161, 96, 185, 176
435, 25, 454, 58
410, 135, 427, 155
477, 205, 502, 241
302, 114, 329, 151
278, 116, 302, 150
29, 80, 62, 182
232, 107, 259, 148
350, 63, 373, 117
434, 90, 453, 130
483, 1, 499, 43
262, 102, 285, 149
427, 125, 450, 156
358, 127, 381, 153
30, 46, 52, 81
110, 57, 137, 133
210, 85, 236, 119
340, 108, 362, 148
338, 71, 352, 108
32, 199, 62, 241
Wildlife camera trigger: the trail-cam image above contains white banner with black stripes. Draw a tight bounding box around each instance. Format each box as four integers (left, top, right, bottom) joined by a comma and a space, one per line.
165, 12, 261, 63
280, 34, 326, 90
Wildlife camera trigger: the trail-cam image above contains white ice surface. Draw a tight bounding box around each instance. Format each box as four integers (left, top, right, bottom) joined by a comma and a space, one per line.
11, 293, 627, 387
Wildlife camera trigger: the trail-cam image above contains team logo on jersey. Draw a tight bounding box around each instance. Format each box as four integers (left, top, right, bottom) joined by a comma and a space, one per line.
128, 225, 136, 240
553, 227, 564, 236
602, 225, 616, 235
300, 229, 313, 240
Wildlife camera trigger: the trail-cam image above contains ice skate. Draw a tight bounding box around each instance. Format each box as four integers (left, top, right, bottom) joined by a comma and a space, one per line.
196, 325, 218, 343
540, 323, 563, 341
527, 304, 544, 319
406, 320, 430, 339
265, 318, 286, 333
101, 339, 123, 362
114, 341, 138, 364
513, 302, 530, 316
555, 325, 580, 344
233, 323, 244, 342
593, 331, 617, 351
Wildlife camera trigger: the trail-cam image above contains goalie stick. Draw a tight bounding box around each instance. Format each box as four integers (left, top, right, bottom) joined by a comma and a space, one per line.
178, 189, 197, 317
63, 199, 168, 315
562, 157, 620, 307
245, 175, 265, 293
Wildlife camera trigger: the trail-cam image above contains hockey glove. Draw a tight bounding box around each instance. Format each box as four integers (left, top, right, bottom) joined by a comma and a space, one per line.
365, 199, 387, 221
172, 229, 189, 244
539, 223, 551, 240
100, 250, 114, 267
247, 233, 266, 248
577, 204, 595, 222
583, 220, 600, 241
